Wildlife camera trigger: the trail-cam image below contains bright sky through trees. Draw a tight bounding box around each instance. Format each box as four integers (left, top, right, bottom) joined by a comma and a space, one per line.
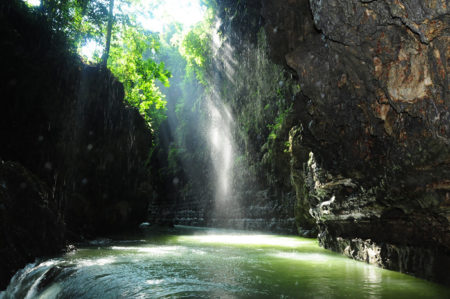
24, 0, 206, 58
24, 0, 205, 31
24, 0, 40, 5
89, 0, 205, 59
137, 0, 206, 33
22, 0, 207, 132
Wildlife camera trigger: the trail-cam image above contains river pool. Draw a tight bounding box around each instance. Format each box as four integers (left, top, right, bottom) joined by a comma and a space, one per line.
1, 226, 449, 298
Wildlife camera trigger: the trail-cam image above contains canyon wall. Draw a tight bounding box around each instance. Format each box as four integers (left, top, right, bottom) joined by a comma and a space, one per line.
0, 0, 152, 288
152, 2, 300, 234
261, 0, 449, 284
1, 0, 447, 287
160, 0, 449, 284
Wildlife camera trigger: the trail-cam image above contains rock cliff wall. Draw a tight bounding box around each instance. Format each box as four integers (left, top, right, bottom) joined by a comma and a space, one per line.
259, 0, 449, 284
0, 0, 152, 288
162, 0, 449, 284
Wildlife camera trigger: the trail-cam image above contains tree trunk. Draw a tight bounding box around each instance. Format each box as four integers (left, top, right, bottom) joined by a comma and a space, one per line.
101, 0, 115, 67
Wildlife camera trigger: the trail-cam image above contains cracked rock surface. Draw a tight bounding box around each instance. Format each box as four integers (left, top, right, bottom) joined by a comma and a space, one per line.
260, 0, 449, 284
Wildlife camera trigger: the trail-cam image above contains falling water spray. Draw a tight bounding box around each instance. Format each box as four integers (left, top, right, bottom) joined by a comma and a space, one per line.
207, 98, 242, 226
208, 99, 233, 201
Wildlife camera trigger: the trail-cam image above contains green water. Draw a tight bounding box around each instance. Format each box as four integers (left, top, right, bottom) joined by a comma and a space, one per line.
2, 226, 449, 298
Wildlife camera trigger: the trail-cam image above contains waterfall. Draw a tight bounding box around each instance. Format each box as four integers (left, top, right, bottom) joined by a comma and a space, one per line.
206, 98, 242, 225
207, 100, 234, 203
204, 24, 244, 227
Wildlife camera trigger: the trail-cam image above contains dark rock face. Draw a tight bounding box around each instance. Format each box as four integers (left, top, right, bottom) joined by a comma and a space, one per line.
58, 66, 152, 237
0, 0, 152, 287
0, 162, 65, 290
160, 2, 449, 282
1, 0, 152, 235
259, 0, 449, 284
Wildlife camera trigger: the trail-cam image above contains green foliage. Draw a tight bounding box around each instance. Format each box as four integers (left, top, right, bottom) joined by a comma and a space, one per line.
267, 104, 293, 141
39, 0, 110, 52
167, 145, 181, 175
146, 15, 216, 196
36, 0, 172, 133
109, 23, 171, 130
210, 28, 295, 159
179, 9, 214, 85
